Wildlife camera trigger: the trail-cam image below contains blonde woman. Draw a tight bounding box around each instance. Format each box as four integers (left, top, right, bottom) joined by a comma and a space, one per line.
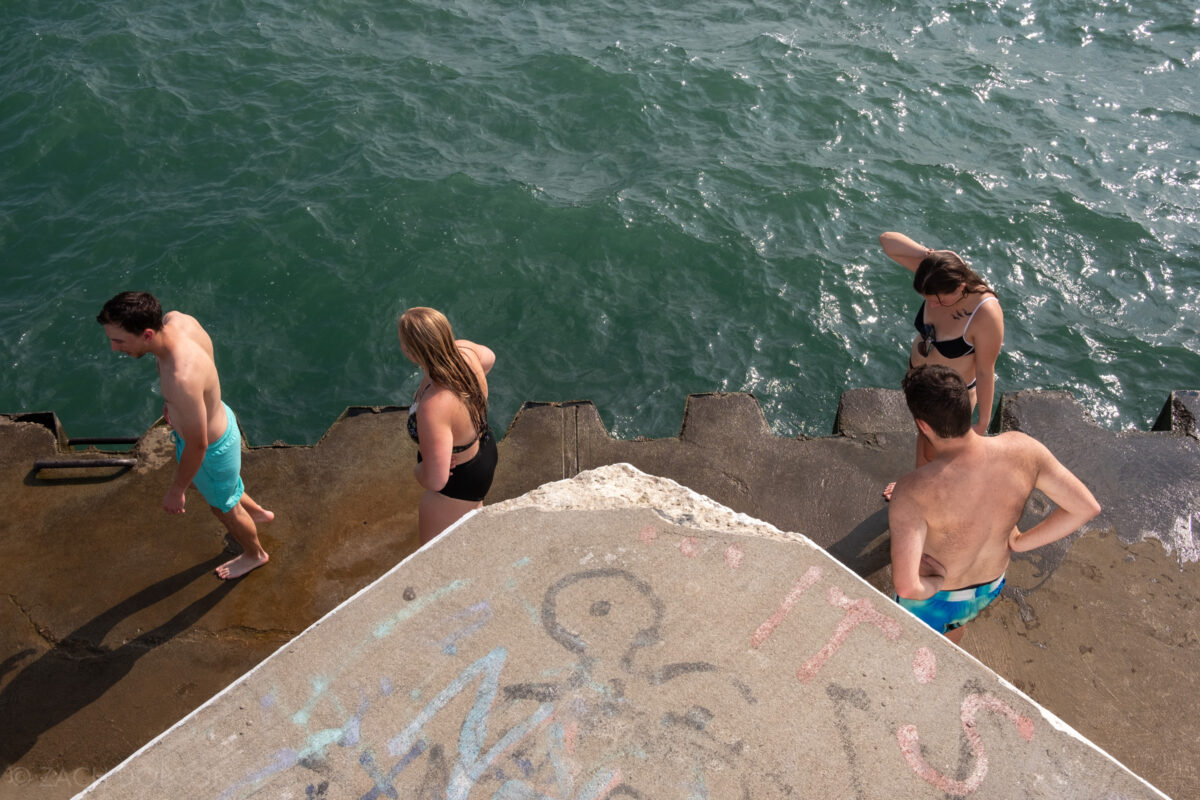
399, 307, 497, 543
880, 232, 1005, 500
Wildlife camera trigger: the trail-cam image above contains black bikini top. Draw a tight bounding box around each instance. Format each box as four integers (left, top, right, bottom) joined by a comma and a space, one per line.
407, 404, 479, 453
913, 296, 997, 360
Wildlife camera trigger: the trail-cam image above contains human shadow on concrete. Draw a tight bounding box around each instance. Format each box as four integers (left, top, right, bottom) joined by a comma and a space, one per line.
826, 508, 892, 580
0, 555, 236, 772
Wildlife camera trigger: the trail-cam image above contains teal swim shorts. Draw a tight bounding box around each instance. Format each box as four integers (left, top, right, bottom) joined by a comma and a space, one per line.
896, 574, 1006, 634
171, 402, 245, 513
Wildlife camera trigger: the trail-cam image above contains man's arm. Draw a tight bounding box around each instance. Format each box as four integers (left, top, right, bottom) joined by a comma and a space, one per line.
888, 488, 944, 600
1009, 438, 1101, 552
162, 379, 209, 514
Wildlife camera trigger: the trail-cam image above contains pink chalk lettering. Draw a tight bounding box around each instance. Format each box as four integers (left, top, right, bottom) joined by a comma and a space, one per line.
912, 647, 937, 684
638, 525, 657, 543
896, 692, 1035, 795
750, 566, 823, 649
796, 587, 901, 683
679, 537, 700, 558
724, 543, 744, 570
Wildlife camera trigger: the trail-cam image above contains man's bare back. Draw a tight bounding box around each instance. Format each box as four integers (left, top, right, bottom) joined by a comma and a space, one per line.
891, 431, 1053, 589
889, 365, 1100, 641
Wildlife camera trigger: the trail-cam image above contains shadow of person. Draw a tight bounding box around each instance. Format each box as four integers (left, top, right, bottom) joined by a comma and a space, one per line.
828, 508, 893, 580
0, 555, 237, 772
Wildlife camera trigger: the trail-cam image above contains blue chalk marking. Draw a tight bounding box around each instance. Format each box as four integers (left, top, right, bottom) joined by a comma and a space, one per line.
217, 748, 298, 800
359, 742, 425, 800
376, 647, 553, 800
439, 601, 493, 656
549, 722, 572, 790
292, 676, 331, 725
512, 556, 531, 568
374, 579, 469, 639
517, 597, 541, 627
298, 698, 369, 761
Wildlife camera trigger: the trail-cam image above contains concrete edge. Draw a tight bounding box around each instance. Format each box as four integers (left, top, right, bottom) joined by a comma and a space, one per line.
72, 464, 1173, 800
489, 464, 1174, 800
71, 508, 482, 799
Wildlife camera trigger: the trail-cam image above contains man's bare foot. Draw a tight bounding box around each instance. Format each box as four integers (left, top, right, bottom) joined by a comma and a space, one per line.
216, 552, 269, 580
883, 481, 896, 502
250, 508, 275, 524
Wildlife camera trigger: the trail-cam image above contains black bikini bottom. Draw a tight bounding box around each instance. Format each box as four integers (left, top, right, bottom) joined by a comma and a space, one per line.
417, 429, 498, 502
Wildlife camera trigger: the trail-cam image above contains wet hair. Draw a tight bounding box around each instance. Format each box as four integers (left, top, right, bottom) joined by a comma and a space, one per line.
902, 364, 971, 438
398, 307, 487, 434
912, 250, 992, 298
96, 291, 163, 333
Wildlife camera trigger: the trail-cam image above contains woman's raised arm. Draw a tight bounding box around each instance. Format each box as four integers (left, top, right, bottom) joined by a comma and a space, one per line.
880, 231, 931, 273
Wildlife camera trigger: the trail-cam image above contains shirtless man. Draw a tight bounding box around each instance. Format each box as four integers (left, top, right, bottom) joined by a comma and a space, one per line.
98, 292, 273, 579
889, 365, 1101, 643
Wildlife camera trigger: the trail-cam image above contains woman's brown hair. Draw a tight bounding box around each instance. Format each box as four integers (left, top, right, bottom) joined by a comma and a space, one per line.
913, 250, 992, 298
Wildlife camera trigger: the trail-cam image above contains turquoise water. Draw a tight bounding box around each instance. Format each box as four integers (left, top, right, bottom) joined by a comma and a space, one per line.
2, 0, 1198, 445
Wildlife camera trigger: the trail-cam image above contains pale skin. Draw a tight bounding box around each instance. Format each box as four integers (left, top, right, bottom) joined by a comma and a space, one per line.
880, 231, 1005, 499
403, 338, 495, 545
103, 312, 273, 579
889, 421, 1101, 643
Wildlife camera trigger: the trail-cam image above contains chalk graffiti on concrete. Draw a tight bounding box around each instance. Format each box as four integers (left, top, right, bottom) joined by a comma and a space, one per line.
216, 525, 1035, 798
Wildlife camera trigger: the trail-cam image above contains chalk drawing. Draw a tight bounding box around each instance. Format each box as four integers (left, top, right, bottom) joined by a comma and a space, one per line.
541, 568, 666, 674
896, 692, 1035, 795
436, 601, 493, 655
213, 545, 1056, 799
912, 647, 937, 684
638, 525, 657, 543
379, 647, 554, 799
826, 683, 871, 800
749, 566, 823, 649
797, 587, 901, 683
374, 578, 470, 639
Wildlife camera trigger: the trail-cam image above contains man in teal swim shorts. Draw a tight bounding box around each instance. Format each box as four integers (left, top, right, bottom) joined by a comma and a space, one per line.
889, 365, 1100, 644
99, 292, 274, 580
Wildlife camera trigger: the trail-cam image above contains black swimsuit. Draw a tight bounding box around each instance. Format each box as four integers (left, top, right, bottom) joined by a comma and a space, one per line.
407, 407, 477, 453
912, 296, 998, 389
407, 392, 498, 502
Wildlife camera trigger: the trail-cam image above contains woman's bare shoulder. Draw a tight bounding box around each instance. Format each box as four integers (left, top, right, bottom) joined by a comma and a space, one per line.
456, 339, 495, 373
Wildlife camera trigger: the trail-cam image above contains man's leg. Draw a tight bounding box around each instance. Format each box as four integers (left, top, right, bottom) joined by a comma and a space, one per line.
211, 502, 269, 579
238, 491, 275, 525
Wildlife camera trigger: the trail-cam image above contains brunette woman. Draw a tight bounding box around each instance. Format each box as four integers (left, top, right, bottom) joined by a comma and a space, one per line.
880, 232, 1004, 500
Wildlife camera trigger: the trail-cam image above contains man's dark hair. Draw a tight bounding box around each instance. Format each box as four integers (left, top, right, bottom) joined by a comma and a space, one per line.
97, 292, 163, 333
902, 364, 971, 438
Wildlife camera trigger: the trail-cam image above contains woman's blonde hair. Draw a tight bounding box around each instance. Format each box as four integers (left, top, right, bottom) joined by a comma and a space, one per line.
399, 307, 487, 434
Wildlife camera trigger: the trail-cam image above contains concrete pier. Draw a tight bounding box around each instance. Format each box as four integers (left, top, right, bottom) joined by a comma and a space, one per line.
74, 466, 1166, 799
0, 388, 1196, 798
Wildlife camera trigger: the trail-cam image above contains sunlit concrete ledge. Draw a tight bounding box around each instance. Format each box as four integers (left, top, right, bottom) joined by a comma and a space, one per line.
75, 464, 1168, 800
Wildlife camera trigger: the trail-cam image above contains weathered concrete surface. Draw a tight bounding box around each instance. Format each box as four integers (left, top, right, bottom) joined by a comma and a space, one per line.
0, 408, 421, 800
488, 391, 1200, 799
76, 466, 1166, 799
2, 388, 1198, 798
